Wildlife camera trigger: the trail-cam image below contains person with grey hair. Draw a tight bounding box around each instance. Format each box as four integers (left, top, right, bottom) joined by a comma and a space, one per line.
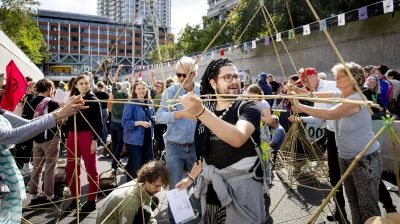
318, 72, 327, 80
269, 115, 286, 169
292, 62, 382, 224
156, 56, 200, 224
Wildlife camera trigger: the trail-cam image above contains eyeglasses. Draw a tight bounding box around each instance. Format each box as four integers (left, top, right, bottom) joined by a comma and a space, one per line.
176, 73, 187, 78
218, 74, 240, 82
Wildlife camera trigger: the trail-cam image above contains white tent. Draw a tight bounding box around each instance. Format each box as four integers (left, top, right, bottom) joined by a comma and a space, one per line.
0, 30, 44, 81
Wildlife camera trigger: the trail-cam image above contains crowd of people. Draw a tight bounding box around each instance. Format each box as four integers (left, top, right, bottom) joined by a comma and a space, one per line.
0, 56, 399, 224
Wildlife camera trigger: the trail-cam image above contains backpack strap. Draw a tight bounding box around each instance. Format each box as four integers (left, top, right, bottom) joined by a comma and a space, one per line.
237, 101, 265, 182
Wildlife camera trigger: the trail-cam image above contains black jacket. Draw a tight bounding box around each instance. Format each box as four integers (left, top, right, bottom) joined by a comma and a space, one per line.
66, 94, 103, 140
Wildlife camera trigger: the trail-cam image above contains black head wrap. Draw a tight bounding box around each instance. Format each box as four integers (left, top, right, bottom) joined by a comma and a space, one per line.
195, 57, 235, 161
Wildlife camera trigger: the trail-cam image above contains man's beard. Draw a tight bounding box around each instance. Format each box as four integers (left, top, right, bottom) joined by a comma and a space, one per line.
216, 84, 240, 99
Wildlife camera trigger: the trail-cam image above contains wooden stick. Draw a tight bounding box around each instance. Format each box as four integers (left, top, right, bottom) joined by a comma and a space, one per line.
73, 115, 80, 222
308, 125, 387, 224
197, 94, 381, 108
388, 126, 400, 195
85, 94, 380, 108
84, 99, 170, 108
305, 0, 374, 115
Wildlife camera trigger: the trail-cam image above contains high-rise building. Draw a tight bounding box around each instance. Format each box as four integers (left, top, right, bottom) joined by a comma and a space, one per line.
36, 9, 173, 81
207, 0, 237, 20
97, 0, 171, 30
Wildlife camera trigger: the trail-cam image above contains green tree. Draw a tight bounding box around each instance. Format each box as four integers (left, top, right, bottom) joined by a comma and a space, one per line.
0, 0, 48, 64
149, 43, 183, 63
175, 18, 234, 55
175, 24, 204, 55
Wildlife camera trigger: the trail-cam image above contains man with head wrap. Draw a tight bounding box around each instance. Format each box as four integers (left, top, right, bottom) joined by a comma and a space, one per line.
175, 57, 265, 224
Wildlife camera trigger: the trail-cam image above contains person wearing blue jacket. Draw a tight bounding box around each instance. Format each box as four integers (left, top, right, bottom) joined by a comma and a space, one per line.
122, 81, 155, 181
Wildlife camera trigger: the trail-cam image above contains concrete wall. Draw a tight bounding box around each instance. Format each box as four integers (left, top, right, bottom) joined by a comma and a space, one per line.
139, 12, 400, 83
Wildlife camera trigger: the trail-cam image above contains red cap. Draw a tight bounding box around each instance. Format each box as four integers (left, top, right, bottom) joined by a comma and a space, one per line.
297, 68, 317, 83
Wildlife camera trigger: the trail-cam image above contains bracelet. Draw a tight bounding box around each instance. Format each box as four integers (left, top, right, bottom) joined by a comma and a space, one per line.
194, 107, 206, 118
187, 173, 195, 182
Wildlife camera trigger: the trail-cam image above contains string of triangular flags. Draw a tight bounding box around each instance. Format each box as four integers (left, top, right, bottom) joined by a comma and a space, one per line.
141, 0, 395, 72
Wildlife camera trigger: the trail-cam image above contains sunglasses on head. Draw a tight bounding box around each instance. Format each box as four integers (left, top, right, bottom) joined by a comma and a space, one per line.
176, 73, 187, 78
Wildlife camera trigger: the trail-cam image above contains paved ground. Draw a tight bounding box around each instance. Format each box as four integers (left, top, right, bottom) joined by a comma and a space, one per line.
21, 146, 400, 224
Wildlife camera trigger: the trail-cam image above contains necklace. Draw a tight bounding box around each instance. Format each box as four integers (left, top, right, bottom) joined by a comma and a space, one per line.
216, 100, 235, 119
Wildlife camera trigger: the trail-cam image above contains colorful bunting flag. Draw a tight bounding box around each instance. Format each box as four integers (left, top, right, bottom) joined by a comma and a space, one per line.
264, 36, 270, 45
276, 33, 281, 42
358, 6, 368, 20
383, 0, 394, 14
338, 13, 346, 26
243, 42, 248, 50
220, 48, 224, 56
288, 29, 295, 39
251, 40, 256, 49
303, 25, 310, 35
319, 19, 327, 31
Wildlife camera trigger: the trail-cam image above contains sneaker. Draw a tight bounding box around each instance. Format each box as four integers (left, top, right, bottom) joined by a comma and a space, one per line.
79, 200, 96, 213
64, 200, 80, 212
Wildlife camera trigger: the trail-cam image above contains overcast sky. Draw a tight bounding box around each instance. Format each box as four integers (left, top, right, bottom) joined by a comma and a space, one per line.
37, 0, 208, 36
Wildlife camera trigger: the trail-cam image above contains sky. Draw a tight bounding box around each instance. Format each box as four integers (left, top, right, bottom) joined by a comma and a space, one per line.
37, 0, 208, 37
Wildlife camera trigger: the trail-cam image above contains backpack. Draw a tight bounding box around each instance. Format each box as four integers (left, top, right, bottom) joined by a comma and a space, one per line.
33, 97, 52, 139
99, 168, 117, 194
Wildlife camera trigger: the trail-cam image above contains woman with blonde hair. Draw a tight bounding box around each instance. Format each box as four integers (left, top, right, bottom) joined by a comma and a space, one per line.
122, 80, 155, 181
292, 62, 381, 224
363, 75, 384, 115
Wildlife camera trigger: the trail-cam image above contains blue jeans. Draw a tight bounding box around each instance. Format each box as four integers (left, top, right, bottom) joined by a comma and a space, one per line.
165, 141, 197, 223
100, 108, 109, 144
110, 121, 124, 169
125, 143, 153, 181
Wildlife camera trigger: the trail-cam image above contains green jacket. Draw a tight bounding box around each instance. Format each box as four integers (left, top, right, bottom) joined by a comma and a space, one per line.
96, 181, 156, 224
111, 83, 129, 122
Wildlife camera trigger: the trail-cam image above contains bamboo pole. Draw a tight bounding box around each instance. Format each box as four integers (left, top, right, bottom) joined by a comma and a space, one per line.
305, 0, 374, 115
73, 115, 80, 221
388, 126, 400, 195
196, 94, 381, 108
308, 125, 387, 224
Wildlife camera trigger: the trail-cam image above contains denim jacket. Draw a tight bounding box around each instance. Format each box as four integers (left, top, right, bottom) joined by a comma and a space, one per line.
156, 83, 200, 144
122, 100, 155, 146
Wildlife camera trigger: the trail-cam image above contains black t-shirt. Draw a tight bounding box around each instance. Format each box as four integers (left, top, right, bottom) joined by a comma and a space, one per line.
204, 100, 261, 169
95, 91, 110, 109
204, 100, 261, 205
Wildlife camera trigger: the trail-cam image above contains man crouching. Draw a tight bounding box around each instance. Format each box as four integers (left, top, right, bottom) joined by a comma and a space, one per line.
97, 161, 168, 224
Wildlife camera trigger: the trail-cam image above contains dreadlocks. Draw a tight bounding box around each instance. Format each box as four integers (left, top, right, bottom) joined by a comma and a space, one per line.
200, 57, 234, 96
196, 57, 235, 161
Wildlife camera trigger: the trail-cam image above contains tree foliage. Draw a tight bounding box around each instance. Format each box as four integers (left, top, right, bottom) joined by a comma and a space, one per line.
174, 18, 234, 56
167, 0, 382, 57
0, 0, 48, 64
149, 43, 183, 63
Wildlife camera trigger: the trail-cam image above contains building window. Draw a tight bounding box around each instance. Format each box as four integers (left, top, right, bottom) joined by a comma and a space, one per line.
71, 27, 79, 32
